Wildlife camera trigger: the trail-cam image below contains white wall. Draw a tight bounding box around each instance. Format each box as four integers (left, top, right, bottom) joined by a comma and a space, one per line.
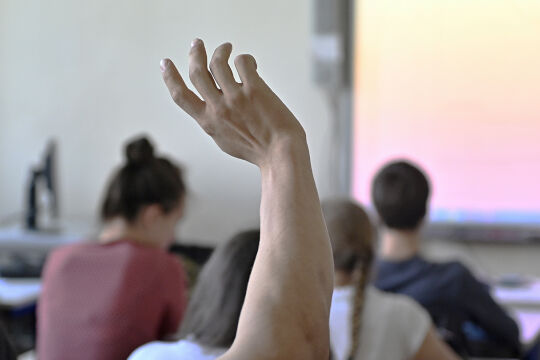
2, 0, 538, 279
0, 0, 334, 245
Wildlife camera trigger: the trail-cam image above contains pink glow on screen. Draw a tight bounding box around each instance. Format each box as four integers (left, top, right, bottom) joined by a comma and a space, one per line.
352, 0, 540, 222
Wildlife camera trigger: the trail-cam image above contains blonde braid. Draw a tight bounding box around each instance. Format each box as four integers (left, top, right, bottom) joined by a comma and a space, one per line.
347, 261, 371, 360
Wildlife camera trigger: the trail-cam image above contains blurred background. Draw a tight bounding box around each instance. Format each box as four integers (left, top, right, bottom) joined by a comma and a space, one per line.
1, 0, 540, 357
0, 0, 336, 244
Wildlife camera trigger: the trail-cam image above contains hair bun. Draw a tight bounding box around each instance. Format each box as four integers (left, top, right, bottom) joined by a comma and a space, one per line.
125, 136, 155, 165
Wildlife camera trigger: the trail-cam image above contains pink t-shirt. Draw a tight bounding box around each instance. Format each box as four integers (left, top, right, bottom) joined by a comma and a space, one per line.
37, 240, 186, 360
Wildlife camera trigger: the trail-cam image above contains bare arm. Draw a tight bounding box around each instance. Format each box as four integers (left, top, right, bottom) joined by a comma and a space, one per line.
161, 40, 334, 360
414, 327, 461, 360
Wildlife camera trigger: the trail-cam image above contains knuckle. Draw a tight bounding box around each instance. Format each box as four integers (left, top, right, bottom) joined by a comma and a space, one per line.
210, 55, 224, 70
170, 88, 185, 104
199, 119, 215, 136
243, 84, 259, 100
202, 125, 215, 137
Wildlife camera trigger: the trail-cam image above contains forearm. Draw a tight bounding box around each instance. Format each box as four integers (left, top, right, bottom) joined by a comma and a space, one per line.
162, 40, 334, 360
233, 136, 334, 359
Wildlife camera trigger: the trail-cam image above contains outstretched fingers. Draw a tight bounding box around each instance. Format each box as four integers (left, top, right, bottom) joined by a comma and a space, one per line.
161, 58, 205, 119
234, 54, 260, 87
189, 39, 221, 103
209, 42, 238, 95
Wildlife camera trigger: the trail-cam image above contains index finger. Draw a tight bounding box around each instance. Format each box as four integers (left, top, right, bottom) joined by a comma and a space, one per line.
161, 58, 205, 119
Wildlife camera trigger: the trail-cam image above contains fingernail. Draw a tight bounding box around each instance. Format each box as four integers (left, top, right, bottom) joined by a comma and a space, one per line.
191, 38, 202, 48
160, 59, 167, 72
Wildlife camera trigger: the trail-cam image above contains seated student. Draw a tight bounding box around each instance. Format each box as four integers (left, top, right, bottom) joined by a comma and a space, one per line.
159, 39, 334, 360
322, 199, 459, 360
129, 229, 260, 360
37, 136, 188, 360
371, 160, 520, 356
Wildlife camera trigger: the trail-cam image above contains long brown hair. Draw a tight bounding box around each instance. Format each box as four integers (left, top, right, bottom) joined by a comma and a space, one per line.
322, 199, 374, 360
178, 230, 260, 348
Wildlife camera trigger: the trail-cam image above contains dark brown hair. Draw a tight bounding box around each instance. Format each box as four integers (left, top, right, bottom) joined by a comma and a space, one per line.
178, 229, 260, 348
371, 160, 430, 230
100, 135, 186, 222
322, 199, 374, 360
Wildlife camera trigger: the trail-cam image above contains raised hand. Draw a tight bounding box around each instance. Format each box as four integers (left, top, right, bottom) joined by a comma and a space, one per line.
161, 40, 333, 360
160, 39, 306, 167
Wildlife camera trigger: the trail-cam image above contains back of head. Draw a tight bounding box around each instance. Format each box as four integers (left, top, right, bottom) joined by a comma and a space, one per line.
100, 135, 186, 222
371, 160, 430, 230
179, 229, 260, 348
322, 199, 374, 360
321, 199, 374, 273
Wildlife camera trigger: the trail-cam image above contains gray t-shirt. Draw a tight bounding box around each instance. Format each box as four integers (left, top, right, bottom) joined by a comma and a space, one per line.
330, 285, 431, 360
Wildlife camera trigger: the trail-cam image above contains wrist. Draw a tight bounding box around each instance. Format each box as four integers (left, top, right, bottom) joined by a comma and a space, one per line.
259, 132, 310, 175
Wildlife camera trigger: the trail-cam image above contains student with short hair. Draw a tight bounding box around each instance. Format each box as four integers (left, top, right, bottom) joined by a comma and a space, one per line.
129, 229, 260, 360
38, 136, 188, 360
322, 199, 459, 360
371, 160, 520, 356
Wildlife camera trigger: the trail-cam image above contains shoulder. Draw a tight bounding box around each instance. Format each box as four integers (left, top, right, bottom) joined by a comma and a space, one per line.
366, 286, 430, 319
364, 287, 432, 355
118, 244, 184, 282
433, 260, 478, 288
119, 242, 181, 270
44, 243, 95, 271
128, 341, 179, 360
158, 253, 185, 282
129, 339, 226, 360
165, 253, 184, 270
365, 287, 431, 335
436, 260, 470, 276
49, 242, 93, 258
414, 258, 473, 285
155, 254, 186, 299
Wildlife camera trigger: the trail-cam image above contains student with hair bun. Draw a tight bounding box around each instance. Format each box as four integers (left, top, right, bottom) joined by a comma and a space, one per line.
322, 199, 459, 360
37, 136, 188, 360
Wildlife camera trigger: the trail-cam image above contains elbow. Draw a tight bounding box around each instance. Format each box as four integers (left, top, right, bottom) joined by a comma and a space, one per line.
290, 336, 330, 360
299, 313, 331, 360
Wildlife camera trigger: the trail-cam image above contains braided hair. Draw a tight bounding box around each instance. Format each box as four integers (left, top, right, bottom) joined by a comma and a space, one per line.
347, 259, 372, 360
322, 199, 375, 360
